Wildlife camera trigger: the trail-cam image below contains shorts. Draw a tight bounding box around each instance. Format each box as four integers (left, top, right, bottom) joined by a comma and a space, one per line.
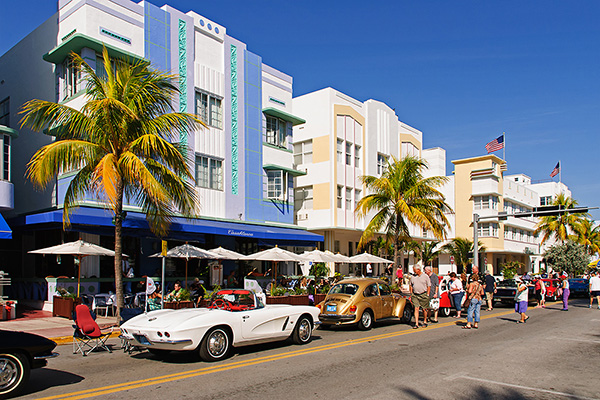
591, 291, 600, 297
515, 300, 528, 314
485, 292, 494, 301
412, 292, 430, 308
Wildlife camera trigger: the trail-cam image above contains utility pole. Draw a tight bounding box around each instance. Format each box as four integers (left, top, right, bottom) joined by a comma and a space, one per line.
473, 213, 479, 270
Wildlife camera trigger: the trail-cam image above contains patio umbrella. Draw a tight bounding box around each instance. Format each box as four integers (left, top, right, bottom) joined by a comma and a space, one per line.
208, 246, 245, 260
29, 239, 120, 296
300, 249, 339, 263
349, 252, 393, 276
242, 246, 305, 295
150, 244, 218, 288
324, 250, 351, 263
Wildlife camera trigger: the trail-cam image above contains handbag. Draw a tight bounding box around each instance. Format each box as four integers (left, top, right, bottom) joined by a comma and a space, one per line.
429, 297, 440, 310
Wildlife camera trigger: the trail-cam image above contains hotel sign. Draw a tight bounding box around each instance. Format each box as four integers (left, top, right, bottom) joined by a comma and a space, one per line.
227, 229, 254, 237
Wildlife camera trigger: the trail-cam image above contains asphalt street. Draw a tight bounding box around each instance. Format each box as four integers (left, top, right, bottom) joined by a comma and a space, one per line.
15, 298, 600, 400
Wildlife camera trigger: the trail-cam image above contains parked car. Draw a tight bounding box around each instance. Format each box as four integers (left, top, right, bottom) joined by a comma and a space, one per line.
316, 278, 413, 330
568, 278, 589, 297
494, 280, 535, 305
0, 330, 58, 399
540, 279, 561, 301
438, 276, 467, 317
120, 289, 320, 362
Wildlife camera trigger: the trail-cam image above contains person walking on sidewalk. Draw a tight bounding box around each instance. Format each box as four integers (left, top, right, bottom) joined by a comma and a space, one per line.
449, 272, 464, 318
589, 271, 600, 309
410, 265, 431, 329
464, 273, 485, 329
484, 270, 496, 311
560, 274, 570, 311
515, 276, 530, 323
424, 266, 439, 323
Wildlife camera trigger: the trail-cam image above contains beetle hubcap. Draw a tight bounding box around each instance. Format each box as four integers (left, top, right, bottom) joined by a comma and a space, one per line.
362, 312, 371, 327
0, 358, 18, 390
298, 319, 311, 342
208, 330, 228, 357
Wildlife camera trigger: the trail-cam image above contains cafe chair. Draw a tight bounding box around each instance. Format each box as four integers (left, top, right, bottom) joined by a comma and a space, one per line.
73, 304, 113, 356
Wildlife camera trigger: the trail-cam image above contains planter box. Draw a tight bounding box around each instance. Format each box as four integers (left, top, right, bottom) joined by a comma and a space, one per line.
164, 300, 194, 310
266, 295, 309, 305
197, 299, 210, 308
53, 296, 81, 319
314, 293, 327, 304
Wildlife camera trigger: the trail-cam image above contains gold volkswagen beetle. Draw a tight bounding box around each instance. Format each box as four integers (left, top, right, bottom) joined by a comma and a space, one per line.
317, 278, 413, 330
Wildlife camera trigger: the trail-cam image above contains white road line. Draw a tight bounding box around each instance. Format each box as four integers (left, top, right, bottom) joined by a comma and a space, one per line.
448, 375, 599, 400
546, 336, 600, 344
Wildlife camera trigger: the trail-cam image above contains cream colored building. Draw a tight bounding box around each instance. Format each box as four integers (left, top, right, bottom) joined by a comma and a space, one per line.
292, 88, 426, 274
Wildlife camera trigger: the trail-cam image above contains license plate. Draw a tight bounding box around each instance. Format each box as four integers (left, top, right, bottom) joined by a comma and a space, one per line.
326, 304, 336, 312
134, 334, 151, 345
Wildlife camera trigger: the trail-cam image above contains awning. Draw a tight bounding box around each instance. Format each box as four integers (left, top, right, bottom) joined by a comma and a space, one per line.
262, 107, 306, 126
43, 33, 146, 64
13, 207, 323, 245
0, 214, 12, 239
263, 164, 307, 177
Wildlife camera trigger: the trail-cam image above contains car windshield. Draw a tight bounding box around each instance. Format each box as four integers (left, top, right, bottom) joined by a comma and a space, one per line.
498, 280, 517, 287
329, 283, 359, 296
212, 290, 256, 310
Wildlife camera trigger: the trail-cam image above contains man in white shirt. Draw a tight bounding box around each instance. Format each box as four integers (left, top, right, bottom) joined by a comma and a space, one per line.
366, 263, 373, 277
589, 271, 600, 309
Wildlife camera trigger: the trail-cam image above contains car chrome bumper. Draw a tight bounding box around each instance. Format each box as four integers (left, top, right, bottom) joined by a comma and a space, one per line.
319, 314, 357, 323
123, 333, 193, 346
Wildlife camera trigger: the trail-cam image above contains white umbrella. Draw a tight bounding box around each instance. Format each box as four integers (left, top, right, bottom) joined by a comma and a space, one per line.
300, 249, 339, 263
29, 239, 121, 296
208, 246, 245, 260
349, 252, 393, 264
324, 250, 351, 263
242, 246, 304, 295
150, 244, 218, 288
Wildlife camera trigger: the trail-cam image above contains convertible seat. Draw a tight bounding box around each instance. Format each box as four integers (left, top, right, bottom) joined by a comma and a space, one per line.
73, 304, 113, 356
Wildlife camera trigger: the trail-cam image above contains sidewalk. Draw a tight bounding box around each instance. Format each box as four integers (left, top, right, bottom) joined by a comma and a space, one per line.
0, 314, 119, 345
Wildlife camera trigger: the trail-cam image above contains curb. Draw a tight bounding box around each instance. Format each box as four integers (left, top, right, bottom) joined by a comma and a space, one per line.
51, 330, 121, 346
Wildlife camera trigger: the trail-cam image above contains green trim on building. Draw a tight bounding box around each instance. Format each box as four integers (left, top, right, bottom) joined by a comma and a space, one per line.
262, 142, 293, 153
230, 44, 239, 195
43, 33, 146, 64
0, 126, 18, 138
262, 107, 306, 126
178, 19, 188, 151
263, 164, 307, 176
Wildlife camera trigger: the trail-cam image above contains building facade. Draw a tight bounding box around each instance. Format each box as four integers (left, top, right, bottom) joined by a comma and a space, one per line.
0, 0, 321, 304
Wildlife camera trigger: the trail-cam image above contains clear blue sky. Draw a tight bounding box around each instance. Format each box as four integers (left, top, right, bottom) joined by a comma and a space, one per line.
2, 1, 599, 219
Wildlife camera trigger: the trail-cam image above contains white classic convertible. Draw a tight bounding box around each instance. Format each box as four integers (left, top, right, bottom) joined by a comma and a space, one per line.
120, 289, 320, 361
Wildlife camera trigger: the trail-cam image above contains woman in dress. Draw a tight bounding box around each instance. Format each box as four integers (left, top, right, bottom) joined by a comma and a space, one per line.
449, 272, 465, 318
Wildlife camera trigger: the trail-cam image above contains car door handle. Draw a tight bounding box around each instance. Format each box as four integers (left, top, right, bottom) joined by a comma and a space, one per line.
242, 315, 250, 319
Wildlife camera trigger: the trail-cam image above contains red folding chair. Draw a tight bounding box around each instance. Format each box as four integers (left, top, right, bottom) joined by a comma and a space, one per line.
73, 305, 113, 356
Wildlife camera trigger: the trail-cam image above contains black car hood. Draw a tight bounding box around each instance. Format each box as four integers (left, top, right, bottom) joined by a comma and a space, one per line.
0, 329, 57, 356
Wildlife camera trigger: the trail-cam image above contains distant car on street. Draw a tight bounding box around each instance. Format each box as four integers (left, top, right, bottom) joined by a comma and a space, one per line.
0, 330, 58, 399
494, 280, 535, 305
568, 278, 589, 297
316, 278, 413, 330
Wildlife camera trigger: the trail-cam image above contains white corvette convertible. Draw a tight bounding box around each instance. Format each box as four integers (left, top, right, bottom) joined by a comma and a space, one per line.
120, 289, 320, 361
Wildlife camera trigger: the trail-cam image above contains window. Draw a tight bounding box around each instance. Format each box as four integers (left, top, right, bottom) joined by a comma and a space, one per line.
334, 240, 340, 253
378, 283, 391, 296
504, 227, 511, 239
267, 170, 284, 199
265, 115, 286, 147
478, 223, 498, 237
346, 188, 352, 209
540, 196, 552, 206
401, 142, 419, 158
345, 142, 352, 165
62, 59, 80, 100
293, 140, 312, 165
2, 135, 10, 181
355, 189, 362, 206
354, 145, 361, 168
195, 91, 223, 129
337, 139, 344, 163
474, 195, 498, 210
0, 98, 9, 127
195, 155, 223, 190
377, 153, 388, 175
295, 186, 313, 209
337, 186, 343, 208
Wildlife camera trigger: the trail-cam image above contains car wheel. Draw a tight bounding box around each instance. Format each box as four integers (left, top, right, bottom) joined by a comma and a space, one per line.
292, 316, 313, 345
358, 309, 373, 330
147, 349, 170, 359
400, 305, 413, 324
199, 327, 230, 362
439, 307, 450, 318
0, 353, 30, 398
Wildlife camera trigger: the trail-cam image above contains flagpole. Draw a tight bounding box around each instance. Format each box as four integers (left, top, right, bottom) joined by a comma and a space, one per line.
559, 160, 562, 183
503, 132, 506, 162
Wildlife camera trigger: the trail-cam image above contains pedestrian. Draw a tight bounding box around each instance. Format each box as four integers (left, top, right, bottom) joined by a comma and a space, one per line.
460, 272, 467, 289
366, 263, 373, 277
514, 276, 529, 323
589, 271, 600, 309
468, 265, 481, 284
409, 265, 431, 329
122, 255, 133, 294
560, 274, 570, 311
448, 272, 465, 318
424, 266, 439, 323
539, 277, 546, 308
464, 273, 485, 329
396, 267, 403, 284
484, 270, 496, 311
533, 275, 543, 308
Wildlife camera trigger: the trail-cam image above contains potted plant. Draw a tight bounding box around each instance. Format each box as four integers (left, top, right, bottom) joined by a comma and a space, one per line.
53, 287, 81, 319
266, 286, 291, 304
164, 288, 195, 309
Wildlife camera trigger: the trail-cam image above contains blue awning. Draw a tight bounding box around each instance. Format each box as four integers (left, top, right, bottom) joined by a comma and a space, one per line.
14, 207, 323, 245
0, 214, 11, 239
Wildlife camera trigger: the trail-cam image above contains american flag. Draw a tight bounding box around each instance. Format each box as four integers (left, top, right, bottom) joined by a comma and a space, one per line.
550, 162, 560, 178
485, 135, 504, 153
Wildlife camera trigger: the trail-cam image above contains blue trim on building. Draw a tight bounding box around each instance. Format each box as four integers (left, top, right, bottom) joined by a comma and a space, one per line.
144, 2, 170, 73
0, 214, 12, 239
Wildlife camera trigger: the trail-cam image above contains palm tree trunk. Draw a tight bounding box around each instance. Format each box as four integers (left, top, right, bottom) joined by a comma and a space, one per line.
113, 180, 125, 322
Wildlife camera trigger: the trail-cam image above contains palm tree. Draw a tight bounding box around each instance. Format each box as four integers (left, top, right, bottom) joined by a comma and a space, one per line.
413, 240, 441, 268
572, 218, 600, 256
356, 155, 452, 272
442, 238, 485, 274
20, 49, 203, 319
535, 193, 588, 244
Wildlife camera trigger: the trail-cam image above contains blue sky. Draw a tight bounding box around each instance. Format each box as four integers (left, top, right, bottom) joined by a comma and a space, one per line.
2, 1, 599, 218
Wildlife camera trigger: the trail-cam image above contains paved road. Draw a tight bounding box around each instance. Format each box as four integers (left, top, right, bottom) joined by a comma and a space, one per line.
16, 298, 600, 400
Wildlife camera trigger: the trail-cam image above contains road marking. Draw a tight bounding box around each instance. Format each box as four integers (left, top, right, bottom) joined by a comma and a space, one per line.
37, 310, 515, 400
448, 375, 599, 400
546, 336, 600, 344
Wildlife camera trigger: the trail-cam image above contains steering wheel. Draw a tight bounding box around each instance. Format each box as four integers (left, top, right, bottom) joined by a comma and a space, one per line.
211, 298, 232, 310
